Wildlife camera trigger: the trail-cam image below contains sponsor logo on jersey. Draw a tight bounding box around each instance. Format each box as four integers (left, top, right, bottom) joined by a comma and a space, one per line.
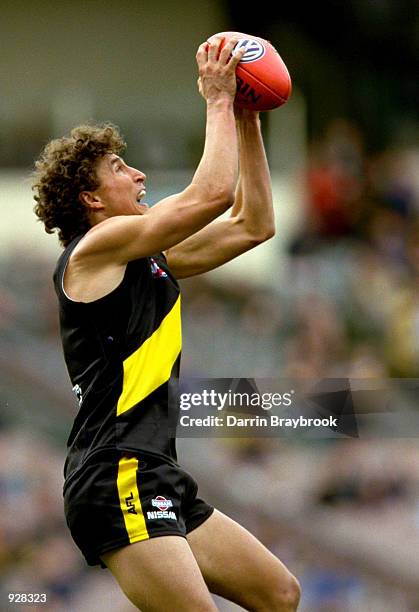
152, 496, 173, 511
147, 510, 177, 520
125, 491, 137, 515
150, 257, 168, 278
147, 496, 176, 520
234, 38, 265, 63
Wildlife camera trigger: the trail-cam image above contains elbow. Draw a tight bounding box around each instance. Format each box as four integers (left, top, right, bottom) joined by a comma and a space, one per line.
214, 188, 235, 210
264, 223, 276, 242
184, 183, 235, 218
242, 226, 275, 250
252, 223, 276, 244
262, 224, 276, 241
235, 215, 276, 248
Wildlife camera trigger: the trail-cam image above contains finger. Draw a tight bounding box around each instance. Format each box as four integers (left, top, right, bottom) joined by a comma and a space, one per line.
207, 36, 223, 62
195, 41, 209, 65
229, 42, 247, 68
219, 37, 240, 64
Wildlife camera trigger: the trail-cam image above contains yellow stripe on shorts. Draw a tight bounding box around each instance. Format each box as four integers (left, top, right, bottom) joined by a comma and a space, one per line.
116, 295, 182, 416
117, 456, 149, 543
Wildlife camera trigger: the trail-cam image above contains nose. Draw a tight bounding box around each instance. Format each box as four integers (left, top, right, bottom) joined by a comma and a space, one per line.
131, 166, 146, 182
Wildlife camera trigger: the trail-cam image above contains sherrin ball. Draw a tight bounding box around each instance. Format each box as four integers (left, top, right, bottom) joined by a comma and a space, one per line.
208, 31, 292, 111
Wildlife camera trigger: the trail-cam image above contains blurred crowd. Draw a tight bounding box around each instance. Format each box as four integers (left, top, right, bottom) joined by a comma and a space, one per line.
0, 116, 418, 610
181, 117, 419, 381
200, 435, 419, 611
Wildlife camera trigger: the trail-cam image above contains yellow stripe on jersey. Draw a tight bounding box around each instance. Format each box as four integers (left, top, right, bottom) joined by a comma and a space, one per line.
117, 456, 149, 543
116, 295, 181, 416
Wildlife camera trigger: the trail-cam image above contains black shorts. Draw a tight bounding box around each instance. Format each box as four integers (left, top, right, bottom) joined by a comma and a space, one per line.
63, 451, 214, 567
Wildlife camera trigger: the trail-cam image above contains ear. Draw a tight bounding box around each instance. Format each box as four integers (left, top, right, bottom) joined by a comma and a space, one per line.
79, 191, 105, 211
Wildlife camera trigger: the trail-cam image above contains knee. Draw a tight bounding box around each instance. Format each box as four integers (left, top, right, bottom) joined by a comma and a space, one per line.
253, 571, 301, 612
271, 573, 301, 611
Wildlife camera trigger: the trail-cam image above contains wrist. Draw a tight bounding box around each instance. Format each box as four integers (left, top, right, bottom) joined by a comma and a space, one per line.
236, 111, 260, 128
237, 115, 261, 136
206, 95, 235, 110
235, 107, 260, 120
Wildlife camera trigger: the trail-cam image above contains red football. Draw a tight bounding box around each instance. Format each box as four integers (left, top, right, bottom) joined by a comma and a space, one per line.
207, 31, 292, 111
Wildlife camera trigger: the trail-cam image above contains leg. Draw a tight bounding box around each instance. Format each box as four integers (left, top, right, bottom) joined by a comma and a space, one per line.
101, 535, 218, 612
187, 509, 301, 612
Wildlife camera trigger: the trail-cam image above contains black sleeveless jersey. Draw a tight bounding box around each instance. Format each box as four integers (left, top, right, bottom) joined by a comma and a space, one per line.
53, 235, 182, 483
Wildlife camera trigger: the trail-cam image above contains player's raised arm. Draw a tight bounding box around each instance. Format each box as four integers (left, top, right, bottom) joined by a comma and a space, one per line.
66, 37, 246, 267
164, 107, 275, 278
230, 106, 275, 234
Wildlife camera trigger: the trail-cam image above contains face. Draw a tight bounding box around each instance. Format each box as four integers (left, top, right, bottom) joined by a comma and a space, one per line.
90, 153, 148, 217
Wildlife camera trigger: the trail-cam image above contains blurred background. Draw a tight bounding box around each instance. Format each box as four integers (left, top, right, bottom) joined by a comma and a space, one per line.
0, 1, 418, 610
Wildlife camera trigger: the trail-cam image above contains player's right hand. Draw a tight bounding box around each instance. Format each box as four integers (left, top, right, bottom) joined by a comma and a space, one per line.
196, 37, 245, 103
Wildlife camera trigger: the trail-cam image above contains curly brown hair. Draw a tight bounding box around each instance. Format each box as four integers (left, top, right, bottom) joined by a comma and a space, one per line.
33, 123, 126, 247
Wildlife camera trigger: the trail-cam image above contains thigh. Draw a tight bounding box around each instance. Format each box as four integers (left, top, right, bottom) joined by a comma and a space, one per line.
187, 509, 296, 610
101, 535, 217, 612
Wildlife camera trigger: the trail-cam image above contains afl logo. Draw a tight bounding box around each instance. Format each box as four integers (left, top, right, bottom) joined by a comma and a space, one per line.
151, 496, 173, 511
234, 38, 265, 63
